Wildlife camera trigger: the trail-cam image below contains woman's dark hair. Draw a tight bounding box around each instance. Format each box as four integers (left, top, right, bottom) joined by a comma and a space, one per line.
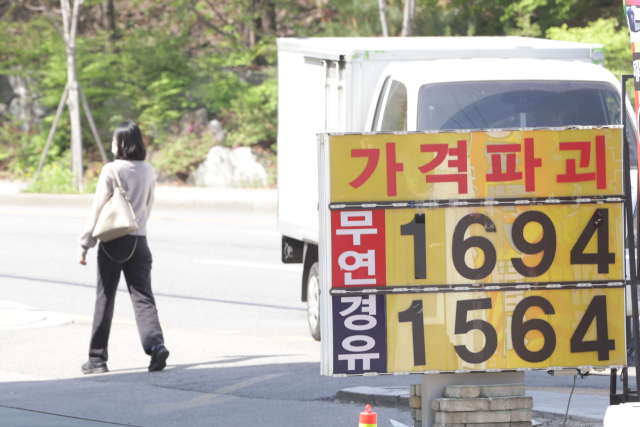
113, 120, 146, 161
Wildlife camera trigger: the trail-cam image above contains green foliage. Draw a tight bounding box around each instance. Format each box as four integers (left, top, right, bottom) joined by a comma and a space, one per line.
0, 0, 636, 189
0, 120, 56, 177
23, 158, 75, 194
150, 132, 216, 181
22, 153, 99, 194
546, 18, 632, 79
224, 77, 277, 148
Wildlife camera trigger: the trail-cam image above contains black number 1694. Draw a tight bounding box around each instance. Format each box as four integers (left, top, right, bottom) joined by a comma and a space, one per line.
400, 208, 615, 281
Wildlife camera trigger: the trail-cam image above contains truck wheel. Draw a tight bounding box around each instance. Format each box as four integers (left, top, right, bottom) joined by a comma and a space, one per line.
307, 262, 321, 341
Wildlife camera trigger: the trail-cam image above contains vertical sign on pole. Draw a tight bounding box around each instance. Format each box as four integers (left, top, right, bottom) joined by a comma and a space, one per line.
318, 128, 626, 376
623, 2, 640, 402
625, 1, 640, 151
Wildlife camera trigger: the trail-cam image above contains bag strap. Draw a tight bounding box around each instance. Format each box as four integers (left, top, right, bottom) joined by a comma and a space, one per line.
113, 166, 125, 191
111, 163, 139, 225
100, 237, 138, 263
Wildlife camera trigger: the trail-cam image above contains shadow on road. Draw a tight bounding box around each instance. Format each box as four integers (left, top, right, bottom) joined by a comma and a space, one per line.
0, 361, 416, 426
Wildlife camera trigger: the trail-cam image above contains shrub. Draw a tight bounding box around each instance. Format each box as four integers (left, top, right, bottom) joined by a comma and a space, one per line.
223, 76, 277, 148
23, 153, 98, 194
150, 131, 217, 182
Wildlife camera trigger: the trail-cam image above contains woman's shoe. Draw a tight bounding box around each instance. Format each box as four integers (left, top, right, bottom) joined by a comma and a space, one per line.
149, 345, 169, 372
82, 361, 108, 374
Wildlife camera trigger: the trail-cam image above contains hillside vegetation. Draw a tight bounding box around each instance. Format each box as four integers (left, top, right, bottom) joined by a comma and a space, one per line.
0, 0, 633, 191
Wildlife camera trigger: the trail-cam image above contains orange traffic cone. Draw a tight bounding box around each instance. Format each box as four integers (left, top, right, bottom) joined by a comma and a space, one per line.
359, 404, 377, 427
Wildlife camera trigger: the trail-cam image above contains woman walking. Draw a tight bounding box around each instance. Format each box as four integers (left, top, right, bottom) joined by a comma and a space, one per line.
77, 120, 169, 374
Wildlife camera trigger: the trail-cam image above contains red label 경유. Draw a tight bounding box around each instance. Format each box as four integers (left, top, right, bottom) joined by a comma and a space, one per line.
331, 210, 386, 288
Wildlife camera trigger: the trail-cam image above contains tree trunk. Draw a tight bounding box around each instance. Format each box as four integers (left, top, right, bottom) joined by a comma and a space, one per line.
102, 0, 115, 50
68, 67, 83, 192
61, 0, 84, 192
261, 0, 276, 36
401, 0, 415, 37
378, 0, 389, 37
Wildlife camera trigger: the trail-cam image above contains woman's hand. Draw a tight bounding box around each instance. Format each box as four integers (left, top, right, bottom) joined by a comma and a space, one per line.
78, 253, 87, 266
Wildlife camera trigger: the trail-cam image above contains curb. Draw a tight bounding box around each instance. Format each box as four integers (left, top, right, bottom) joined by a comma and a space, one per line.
0, 191, 278, 214
533, 410, 604, 424
336, 386, 410, 409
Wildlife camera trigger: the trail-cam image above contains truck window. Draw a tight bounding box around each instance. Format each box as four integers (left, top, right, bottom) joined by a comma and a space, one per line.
380, 80, 407, 132
418, 80, 638, 168
419, 80, 621, 130
372, 77, 390, 131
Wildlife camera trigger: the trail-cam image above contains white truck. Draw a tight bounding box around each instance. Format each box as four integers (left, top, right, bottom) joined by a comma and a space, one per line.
276, 37, 638, 340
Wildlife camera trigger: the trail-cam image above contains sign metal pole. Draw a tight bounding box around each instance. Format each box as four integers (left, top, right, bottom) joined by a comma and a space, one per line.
620, 74, 640, 403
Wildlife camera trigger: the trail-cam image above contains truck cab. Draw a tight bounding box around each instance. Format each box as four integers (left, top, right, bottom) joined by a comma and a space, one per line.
367, 59, 636, 136
276, 37, 637, 340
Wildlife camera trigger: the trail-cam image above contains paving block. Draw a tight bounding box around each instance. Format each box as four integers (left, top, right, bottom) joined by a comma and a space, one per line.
413, 409, 422, 420
444, 385, 481, 399
415, 384, 421, 397
488, 396, 533, 410
510, 422, 533, 427
479, 384, 525, 398
434, 398, 490, 412
410, 396, 422, 409
434, 410, 467, 424
466, 410, 511, 423
432, 399, 440, 411
509, 409, 533, 422
410, 384, 418, 397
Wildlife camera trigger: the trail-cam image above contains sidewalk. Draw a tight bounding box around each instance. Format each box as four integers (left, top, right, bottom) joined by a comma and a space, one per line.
0, 180, 277, 214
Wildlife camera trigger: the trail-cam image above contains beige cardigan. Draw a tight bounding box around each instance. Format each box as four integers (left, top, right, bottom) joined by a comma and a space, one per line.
78, 160, 155, 255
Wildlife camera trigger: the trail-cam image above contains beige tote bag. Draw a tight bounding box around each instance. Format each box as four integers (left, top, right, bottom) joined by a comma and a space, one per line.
92, 168, 139, 242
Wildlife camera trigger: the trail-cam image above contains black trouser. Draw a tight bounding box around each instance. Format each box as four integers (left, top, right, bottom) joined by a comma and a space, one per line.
89, 235, 164, 363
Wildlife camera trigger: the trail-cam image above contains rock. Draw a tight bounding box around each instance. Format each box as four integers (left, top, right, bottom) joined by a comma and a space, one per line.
409, 396, 422, 409
0, 75, 16, 106
509, 409, 533, 422
179, 108, 209, 136
433, 398, 490, 412
479, 384, 525, 398
187, 146, 269, 188
2, 75, 46, 131
487, 396, 533, 411
465, 410, 511, 423
444, 385, 481, 399
207, 119, 225, 142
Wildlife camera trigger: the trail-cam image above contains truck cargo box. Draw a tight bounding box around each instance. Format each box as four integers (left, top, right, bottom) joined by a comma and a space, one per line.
276, 37, 605, 244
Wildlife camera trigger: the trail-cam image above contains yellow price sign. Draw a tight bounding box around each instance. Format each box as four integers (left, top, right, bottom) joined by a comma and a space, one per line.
330, 288, 625, 374
329, 128, 622, 203
385, 288, 625, 373
320, 128, 627, 376
330, 204, 623, 288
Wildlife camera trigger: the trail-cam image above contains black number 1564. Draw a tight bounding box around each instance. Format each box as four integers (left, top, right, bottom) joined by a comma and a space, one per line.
398, 294, 615, 366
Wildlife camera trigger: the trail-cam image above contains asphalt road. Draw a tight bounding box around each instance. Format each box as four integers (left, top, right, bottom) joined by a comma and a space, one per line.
0, 203, 634, 426
0, 204, 416, 426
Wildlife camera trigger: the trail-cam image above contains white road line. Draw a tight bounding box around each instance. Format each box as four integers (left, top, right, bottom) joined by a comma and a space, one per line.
196, 259, 303, 272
